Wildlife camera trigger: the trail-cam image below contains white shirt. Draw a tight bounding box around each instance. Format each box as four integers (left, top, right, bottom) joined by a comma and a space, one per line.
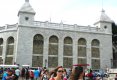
15, 69, 20, 76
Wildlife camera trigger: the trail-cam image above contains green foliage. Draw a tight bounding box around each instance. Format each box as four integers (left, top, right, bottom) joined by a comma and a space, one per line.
112, 23, 117, 34
112, 22, 117, 44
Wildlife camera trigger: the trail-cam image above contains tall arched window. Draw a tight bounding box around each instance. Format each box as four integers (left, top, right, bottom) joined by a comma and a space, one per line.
91, 39, 100, 69
78, 38, 87, 64
63, 37, 73, 68
48, 35, 58, 68
5, 37, 14, 64
32, 34, 44, 67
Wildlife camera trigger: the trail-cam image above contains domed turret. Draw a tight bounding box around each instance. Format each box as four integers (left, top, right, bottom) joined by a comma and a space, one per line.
94, 9, 113, 34
18, 0, 36, 26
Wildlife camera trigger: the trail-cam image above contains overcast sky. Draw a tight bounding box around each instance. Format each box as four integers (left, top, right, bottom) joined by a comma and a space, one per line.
0, 0, 116, 26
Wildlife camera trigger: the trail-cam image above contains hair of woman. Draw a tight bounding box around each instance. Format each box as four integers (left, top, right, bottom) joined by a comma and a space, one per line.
70, 66, 83, 80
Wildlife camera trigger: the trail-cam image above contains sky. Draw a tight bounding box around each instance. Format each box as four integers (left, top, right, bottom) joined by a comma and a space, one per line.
0, 0, 116, 26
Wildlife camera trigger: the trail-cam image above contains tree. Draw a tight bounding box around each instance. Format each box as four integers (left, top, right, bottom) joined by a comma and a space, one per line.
112, 22, 117, 67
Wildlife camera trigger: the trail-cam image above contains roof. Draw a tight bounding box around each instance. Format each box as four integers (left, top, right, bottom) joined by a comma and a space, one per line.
18, 0, 35, 15
94, 9, 113, 24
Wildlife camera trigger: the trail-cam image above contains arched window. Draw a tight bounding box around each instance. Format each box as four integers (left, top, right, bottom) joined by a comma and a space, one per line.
63, 37, 73, 68
91, 39, 100, 69
0, 38, 3, 56
78, 38, 87, 64
32, 34, 44, 67
48, 35, 58, 68
5, 37, 14, 64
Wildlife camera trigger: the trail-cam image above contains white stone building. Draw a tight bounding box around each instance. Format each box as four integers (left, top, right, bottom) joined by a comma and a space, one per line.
0, 0, 113, 69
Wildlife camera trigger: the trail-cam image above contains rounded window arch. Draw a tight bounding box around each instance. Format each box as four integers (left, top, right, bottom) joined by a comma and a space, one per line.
48, 35, 58, 68
5, 36, 14, 64
7, 37, 14, 44
49, 35, 58, 43
6, 37, 14, 55
91, 39, 100, 69
91, 39, 100, 46
78, 38, 87, 64
0, 38, 3, 56
63, 36, 73, 68
32, 34, 44, 67
64, 37, 72, 44
78, 38, 86, 45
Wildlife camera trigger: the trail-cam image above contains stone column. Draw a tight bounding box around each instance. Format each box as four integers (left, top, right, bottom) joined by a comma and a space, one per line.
13, 39, 17, 64
43, 36, 49, 68
2, 38, 7, 64
73, 38, 77, 65
58, 37, 63, 66
87, 40, 91, 68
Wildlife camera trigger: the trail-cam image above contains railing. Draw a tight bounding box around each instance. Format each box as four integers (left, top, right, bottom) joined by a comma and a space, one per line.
0, 26, 5, 30
7, 24, 17, 29
0, 23, 18, 31
0, 21, 105, 33
34, 21, 104, 33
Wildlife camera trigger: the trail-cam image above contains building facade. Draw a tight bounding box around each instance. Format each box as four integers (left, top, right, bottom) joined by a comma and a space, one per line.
0, 0, 113, 69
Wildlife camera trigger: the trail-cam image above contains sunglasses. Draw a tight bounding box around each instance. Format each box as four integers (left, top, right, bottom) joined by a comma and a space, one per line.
57, 70, 64, 73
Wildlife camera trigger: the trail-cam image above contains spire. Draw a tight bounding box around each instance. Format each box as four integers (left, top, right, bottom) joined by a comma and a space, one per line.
94, 9, 113, 24
18, 0, 35, 16
101, 8, 105, 13
99, 9, 113, 23
25, 0, 29, 2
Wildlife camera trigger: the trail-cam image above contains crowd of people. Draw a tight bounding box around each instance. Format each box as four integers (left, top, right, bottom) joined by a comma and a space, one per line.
0, 65, 97, 80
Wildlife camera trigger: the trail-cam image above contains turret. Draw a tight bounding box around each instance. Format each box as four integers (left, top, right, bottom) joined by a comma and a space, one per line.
94, 9, 113, 34
18, 0, 36, 26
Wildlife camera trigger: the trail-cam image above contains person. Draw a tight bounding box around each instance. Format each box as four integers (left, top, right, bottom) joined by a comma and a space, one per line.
69, 66, 84, 80
49, 66, 64, 80
34, 69, 40, 80
41, 69, 49, 80
115, 74, 117, 80
63, 69, 68, 80
87, 69, 93, 80
67, 68, 72, 79
2, 69, 8, 80
21, 68, 25, 80
25, 68, 30, 80
29, 70, 34, 80
13, 74, 19, 80
15, 68, 20, 80
2, 70, 13, 80
0, 68, 3, 78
